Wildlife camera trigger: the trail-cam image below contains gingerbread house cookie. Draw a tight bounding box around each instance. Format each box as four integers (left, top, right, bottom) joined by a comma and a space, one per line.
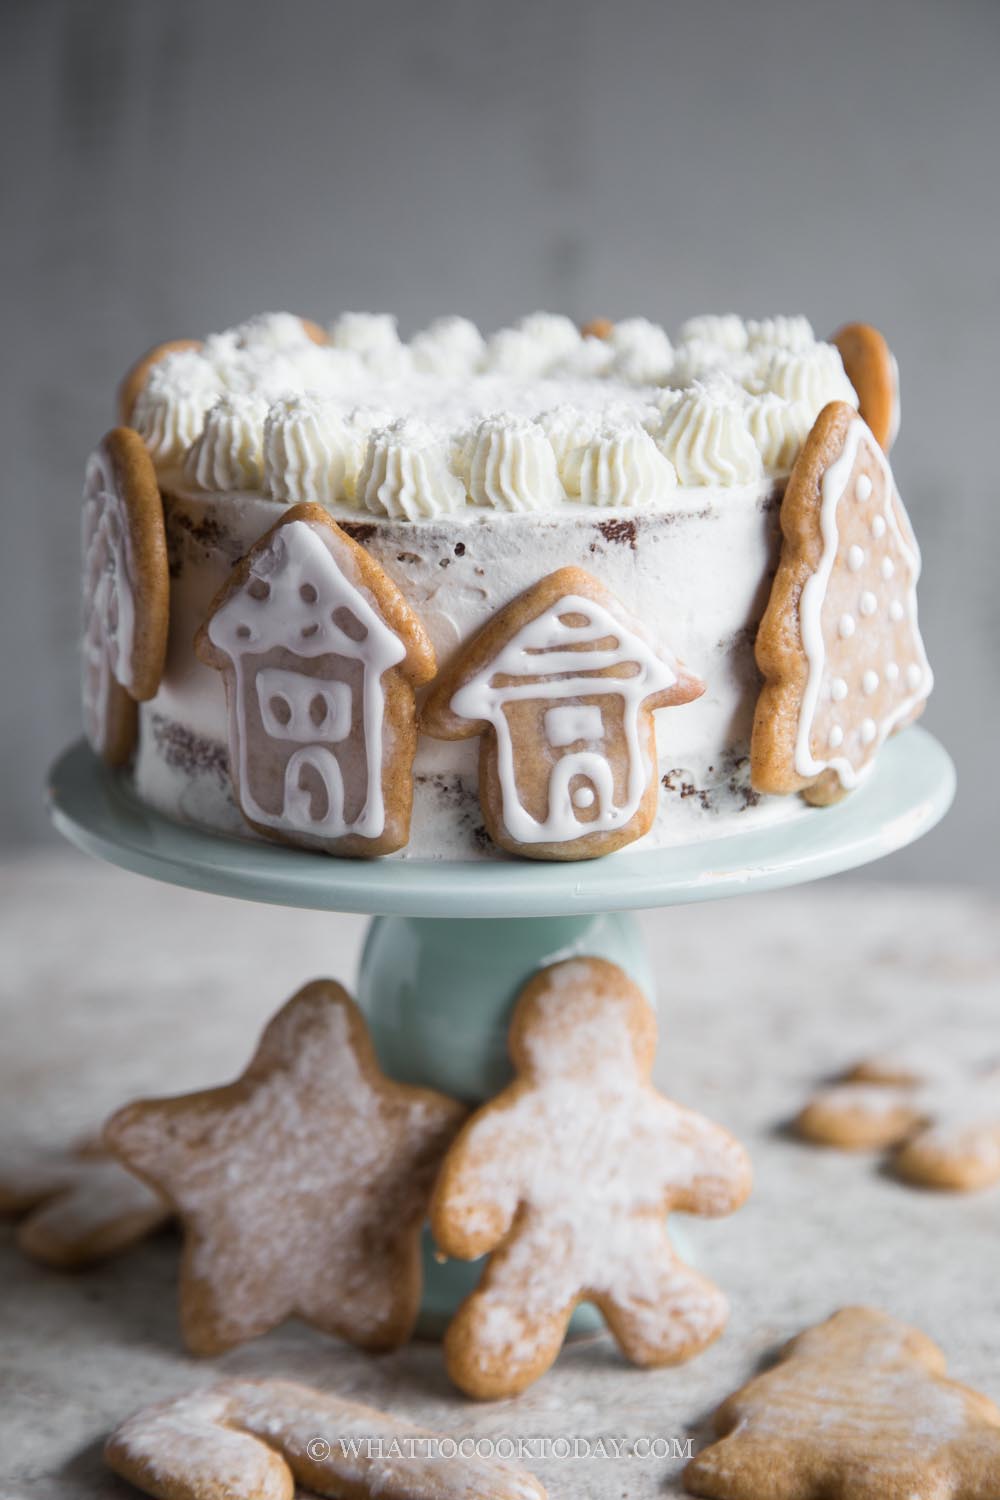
196, 503, 436, 857
81, 428, 170, 766
422, 568, 704, 859
752, 402, 932, 806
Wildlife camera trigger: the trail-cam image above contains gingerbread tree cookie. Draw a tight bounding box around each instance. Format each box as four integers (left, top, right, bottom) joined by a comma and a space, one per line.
105, 980, 466, 1355
0, 1138, 169, 1268
797, 1045, 1000, 1191
421, 567, 704, 859
831, 322, 900, 452
430, 958, 751, 1399
106, 1378, 547, 1500
196, 503, 436, 857
685, 1306, 1000, 1500
81, 427, 170, 765
752, 402, 932, 806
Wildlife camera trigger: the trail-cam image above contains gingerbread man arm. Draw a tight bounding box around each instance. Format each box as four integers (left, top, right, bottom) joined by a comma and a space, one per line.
649, 1098, 752, 1217
430, 1087, 533, 1261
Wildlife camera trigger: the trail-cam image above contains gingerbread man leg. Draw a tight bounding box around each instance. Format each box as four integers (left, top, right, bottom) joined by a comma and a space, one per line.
444, 1214, 580, 1399
597, 1219, 728, 1367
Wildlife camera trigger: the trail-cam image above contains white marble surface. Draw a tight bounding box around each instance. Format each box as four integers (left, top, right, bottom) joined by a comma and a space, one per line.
1, 850, 998, 1499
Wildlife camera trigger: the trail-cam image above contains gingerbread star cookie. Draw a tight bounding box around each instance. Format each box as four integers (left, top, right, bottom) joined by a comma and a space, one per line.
831, 322, 900, 451
105, 980, 466, 1355
0, 1138, 169, 1268
106, 1378, 547, 1500
430, 957, 751, 1399
796, 1045, 1000, 1190
82, 427, 170, 766
752, 402, 932, 806
422, 567, 704, 860
196, 503, 436, 857
685, 1306, 1000, 1500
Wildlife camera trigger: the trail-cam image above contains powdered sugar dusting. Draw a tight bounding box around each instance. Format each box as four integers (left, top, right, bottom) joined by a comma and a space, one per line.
106, 983, 464, 1349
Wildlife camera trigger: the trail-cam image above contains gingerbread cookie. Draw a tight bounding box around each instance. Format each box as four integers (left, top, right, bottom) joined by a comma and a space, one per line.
430, 958, 751, 1399
831, 322, 900, 451
196, 503, 436, 857
751, 402, 932, 806
0, 1139, 169, 1268
685, 1306, 1000, 1500
421, 568, 704, 859
580, 316, 614, 340
105, 980, 465, 1355
797, 1045, 1000, 1191
106, 1378, 547, 1500
118, 339, 204, 426
82, 427, 171, 766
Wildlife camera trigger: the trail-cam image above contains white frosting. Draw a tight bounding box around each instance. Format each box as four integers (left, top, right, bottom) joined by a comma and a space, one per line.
678, 314, 748, 352
463, 414, 564, 512
129, 310, 851, 509
761, 343, 858, 410
745, 315, 815, 351
184, 393, 267, 492
563, 422, 677, 507
795, 419, 933, 788
358, 418, 467, 520
263, 393, 354, 507
744, 393, 813, 473
655, 381, 763, 487
132, 350, 223, 467
409, 315, 485, 375
206, 520, 408, 840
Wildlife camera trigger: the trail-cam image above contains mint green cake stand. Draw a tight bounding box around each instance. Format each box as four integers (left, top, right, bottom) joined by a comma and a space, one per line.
48, 727, 954, 1335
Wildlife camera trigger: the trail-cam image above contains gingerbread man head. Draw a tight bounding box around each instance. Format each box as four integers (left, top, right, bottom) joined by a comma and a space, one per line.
510, 958, 657, 1085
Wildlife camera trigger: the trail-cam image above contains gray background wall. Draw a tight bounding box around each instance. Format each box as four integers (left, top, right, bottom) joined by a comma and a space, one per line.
2, 0, 996, 880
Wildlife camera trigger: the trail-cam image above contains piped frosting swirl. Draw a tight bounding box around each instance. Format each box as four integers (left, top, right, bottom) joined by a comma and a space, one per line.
655, 380, 763, 487
183, 393, 267, 491
358, 418, 467, 520
463, 414, 565, 511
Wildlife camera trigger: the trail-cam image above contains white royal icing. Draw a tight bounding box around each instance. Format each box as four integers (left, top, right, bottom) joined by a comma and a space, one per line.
450, 594, 684, 844
81, 446, 139, 744
207, 521, 407, 840
795, 419, 933, 788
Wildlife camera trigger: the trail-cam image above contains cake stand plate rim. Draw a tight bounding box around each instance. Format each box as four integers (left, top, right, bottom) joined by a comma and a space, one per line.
46, 728, 955, 918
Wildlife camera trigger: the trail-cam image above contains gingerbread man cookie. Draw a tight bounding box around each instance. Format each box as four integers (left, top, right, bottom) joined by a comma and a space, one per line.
105, 980, 466, 1355
685, 1306, 1000, 1500
81, 427, 171, 766
106, 1378, 547, 1500
752, 402, 932, 806
0, 1138, 169, 1268
797, 1044, 1000, 1191
196, 503, 436, 857
430, 958, 751, 1399
421, 568, 704, 859
831, 322, 900, 451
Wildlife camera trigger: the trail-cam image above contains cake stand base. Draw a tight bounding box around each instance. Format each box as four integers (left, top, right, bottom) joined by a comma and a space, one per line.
47, 728, 955, 1334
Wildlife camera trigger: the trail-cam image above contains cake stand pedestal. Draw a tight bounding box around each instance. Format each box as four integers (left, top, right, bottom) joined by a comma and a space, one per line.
47, 727, 954, 1334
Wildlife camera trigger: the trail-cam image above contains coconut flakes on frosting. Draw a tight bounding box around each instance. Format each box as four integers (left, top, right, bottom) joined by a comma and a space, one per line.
130, 308, 856, 510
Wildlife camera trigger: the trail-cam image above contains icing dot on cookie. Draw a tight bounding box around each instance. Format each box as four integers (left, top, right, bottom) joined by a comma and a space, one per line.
838, 614, 856, 639
871, 514, 886, 538
847, 545, 865, 572
572, 786, 596, 809
828, 725, 844, 748
831, 677, 848, 701
880, 558, 895, 581
856, 474, 873, 502
862, 670, 879, 696
889, 600, 904, 622
906, 663, 923, 690
860, 718, 877, 745
886, 661, 899, 682
859, 591, 877, 617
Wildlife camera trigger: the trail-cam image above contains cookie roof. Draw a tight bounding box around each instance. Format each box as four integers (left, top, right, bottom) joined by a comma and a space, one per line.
130, 311, 859, 515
